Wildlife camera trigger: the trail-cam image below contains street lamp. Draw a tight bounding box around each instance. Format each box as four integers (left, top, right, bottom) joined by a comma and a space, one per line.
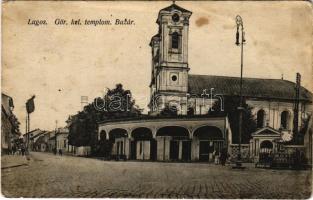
233, 15, 246, 169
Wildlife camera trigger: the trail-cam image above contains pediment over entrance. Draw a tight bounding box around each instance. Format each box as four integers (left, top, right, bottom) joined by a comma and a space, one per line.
251, 126, 281, 137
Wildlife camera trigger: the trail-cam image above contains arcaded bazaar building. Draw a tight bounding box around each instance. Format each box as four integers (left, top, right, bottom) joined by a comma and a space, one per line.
98, 3, 313, 162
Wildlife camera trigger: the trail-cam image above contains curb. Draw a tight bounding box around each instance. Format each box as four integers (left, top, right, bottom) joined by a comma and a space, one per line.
1, 163, 28, 170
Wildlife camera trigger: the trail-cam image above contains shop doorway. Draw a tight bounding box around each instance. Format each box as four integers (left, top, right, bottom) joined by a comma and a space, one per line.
182, 141, 191, 161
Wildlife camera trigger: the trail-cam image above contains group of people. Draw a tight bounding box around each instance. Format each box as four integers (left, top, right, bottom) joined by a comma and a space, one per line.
10, 144, 27, 156
53, 148, 63, 156
212, 148, 229, 165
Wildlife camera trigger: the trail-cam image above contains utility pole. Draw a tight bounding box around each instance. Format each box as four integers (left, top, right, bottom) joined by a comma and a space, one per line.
27, 112, 30, 150
293, 73, 301, 143
55, 120, 58, 152
233, 15, 246, 169
25, 95, 35, 152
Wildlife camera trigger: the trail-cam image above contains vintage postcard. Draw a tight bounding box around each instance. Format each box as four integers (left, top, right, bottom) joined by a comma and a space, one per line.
1, 0, 312, 198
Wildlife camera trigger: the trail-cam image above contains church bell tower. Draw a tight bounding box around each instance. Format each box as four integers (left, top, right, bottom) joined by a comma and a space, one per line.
149, 3, 192, 115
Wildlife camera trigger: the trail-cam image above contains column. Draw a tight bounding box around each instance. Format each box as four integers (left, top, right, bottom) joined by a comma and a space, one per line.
164, 136, 170, 161
191, 137, 199, 161
255, 139, 259, 162
178, 140, 183, 160
249, 140, 253, 159
136, 141, 140, 160
209, 141, 213, 162
144, 141, 151, 160
124, 138, 130, 159
157, 137, 164, 161
142, 141, 145, 160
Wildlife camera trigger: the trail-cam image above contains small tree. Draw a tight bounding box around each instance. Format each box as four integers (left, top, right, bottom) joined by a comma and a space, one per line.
9, 114, 20, 136
103, 83, 142, 118
210, 96, 257, 144
68, 83, 142, 157
97, 132, 113, 158
68, 111, 93, 147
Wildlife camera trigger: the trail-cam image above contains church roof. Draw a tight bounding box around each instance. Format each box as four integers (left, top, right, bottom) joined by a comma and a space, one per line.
159, 3, 192, 14
188, 74, 312, 102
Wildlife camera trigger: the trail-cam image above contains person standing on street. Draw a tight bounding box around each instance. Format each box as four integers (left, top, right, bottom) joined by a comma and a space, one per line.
21, 145, 25, 156
220, 148, 227, 166
12, 145, 16, 156
214, 150, 220, 165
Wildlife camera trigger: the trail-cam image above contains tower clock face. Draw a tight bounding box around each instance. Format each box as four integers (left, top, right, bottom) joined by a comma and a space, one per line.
172, 13, 180, 22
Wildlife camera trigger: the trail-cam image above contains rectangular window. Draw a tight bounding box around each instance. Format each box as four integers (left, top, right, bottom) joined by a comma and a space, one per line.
172, 32, 179, 49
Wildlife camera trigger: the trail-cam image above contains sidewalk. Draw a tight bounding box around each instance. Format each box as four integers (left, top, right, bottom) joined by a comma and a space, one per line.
1, 155, 31, 169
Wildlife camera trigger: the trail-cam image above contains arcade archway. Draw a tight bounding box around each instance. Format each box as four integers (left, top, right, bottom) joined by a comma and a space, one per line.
131, 127, 155, 160
156, 126, 190, 161
109, 128, 128, 158
193, 126, 224, 162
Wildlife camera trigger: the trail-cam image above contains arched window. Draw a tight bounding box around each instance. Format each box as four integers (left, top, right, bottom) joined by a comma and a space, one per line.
281, 111, 289, 130
257, 109, 265, 128
172, 32, 179, 49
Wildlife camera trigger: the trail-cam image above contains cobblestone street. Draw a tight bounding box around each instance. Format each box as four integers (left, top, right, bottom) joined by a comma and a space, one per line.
1, 152, 312, 198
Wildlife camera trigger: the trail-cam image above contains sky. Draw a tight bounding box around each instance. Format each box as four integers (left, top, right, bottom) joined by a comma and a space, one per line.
2, 1, 312, 134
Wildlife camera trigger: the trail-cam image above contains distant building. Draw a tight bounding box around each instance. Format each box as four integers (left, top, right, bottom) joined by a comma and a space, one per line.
48, 131, 56, 152
1, 93, 20, 154
33, 131, 54, 152
56, 127, 69, 154
24, 129, 46, 151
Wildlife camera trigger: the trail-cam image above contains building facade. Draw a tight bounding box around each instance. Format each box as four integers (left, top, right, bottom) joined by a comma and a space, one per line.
33, 131, 51, 152
56, 128, 69, 153
24, 129, 46, 151
1, 93, 20, 154
99, 116, 231, 161
98, 3, 313, 163
48, 131, 56, 152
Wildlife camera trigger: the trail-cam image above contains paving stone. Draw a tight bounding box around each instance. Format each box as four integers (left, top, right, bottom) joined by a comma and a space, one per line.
1, 152, 312, 198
